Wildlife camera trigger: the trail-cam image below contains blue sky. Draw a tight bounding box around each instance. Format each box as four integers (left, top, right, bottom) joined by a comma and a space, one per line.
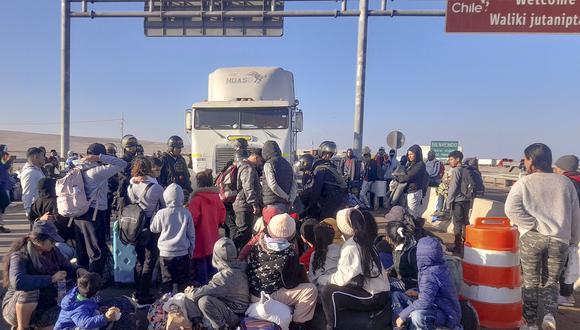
0, 0, 579, 159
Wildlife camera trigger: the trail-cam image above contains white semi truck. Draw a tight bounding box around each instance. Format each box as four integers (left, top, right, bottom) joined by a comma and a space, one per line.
185, 67, 303, 173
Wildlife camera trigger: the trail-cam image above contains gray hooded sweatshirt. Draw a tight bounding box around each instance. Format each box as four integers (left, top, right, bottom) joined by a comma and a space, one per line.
127, 176, 165, 218
150, 183, 195, 257
186, 237, 250, 314
76, 154, 127, 211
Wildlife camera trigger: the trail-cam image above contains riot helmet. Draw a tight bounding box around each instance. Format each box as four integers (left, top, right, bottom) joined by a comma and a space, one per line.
121, 134, 139, 149
105, 143, 117, 156
318, 141, 337, 159
167, 136, 184, 149
295, 153, 315, 172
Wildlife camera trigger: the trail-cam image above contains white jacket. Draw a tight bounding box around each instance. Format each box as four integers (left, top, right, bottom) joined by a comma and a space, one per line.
329, 237, 389, 294
18, 163, 45, 213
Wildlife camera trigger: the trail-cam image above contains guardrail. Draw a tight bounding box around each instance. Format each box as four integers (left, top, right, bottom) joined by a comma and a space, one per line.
481, 173, 519, 188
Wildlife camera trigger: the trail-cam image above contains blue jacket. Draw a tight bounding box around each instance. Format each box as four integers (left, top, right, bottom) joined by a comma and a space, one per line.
399, 237, 461, 329
54, 287, 108, 330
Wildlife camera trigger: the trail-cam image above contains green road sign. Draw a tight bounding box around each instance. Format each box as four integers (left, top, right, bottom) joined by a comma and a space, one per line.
430, 141, 459, 159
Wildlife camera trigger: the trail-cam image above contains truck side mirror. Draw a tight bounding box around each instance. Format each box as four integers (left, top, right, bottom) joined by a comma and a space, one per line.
294, 111, 303, 132
185, 109, 192, 132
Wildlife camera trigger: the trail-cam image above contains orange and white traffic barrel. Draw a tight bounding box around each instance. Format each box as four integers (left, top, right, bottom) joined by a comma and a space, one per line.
462, 217, 523, 329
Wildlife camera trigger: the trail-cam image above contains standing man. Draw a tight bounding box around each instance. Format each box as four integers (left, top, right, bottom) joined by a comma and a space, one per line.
262, 140, 297, 213
339, 148, 361, 195
232, 149, 263, 249
112, 135, 139, 219
426, 150, 443, 187
75, 143, 127, 274
308, 141, 347, 220
160, 136, 192, 201
359, 152, 376, 209
446, 151, 471, 255
19, 147, 46, 217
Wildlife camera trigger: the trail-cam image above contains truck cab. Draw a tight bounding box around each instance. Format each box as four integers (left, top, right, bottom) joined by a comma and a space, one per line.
185, 67, 303, 173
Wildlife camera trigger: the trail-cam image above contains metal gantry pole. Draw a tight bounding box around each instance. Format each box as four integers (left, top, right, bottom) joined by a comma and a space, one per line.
353, 0, 368, 156
61, 0, 71, 157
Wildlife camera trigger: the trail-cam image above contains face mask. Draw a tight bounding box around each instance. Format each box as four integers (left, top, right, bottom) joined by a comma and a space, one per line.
264, 236, 291, 252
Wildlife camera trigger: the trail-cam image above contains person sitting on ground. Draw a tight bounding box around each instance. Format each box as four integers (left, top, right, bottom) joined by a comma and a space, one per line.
188, 169, 226, 286
54, 272, 120, 330
308, 219, 342, 290
391, 236, 461, 330
553, 154, 580, 307
299, 218, 318, 272
238, 205, 282, 261
184, 237, 250, 330
321, 208, 390, 330
2, 220, 84, 330
386, 220, 418, 291
247, 213, 318, 326
150, 183, 196, 293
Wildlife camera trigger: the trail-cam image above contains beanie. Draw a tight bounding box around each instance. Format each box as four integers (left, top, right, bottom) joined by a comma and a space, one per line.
321, 218, 343, 245
267, 214, 296, 240
384, 206, 405, 223
262, 205, 283, 226
336, 208, 356, 237
300, 218, 318, 244
554, 155, 579, 173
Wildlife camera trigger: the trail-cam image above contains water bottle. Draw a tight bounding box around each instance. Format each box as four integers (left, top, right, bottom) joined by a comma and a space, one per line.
57, 279, 66, 306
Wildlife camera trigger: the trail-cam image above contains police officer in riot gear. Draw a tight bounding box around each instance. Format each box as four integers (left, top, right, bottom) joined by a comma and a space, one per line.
306, 141, 347, 220
160, 136, 192, 201
112, 135, 140, 220
121, 134, 139, 174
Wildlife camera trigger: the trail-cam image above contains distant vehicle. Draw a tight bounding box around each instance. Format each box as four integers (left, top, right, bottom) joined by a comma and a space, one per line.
497, 158, 514, 167
185, 67, 303, 173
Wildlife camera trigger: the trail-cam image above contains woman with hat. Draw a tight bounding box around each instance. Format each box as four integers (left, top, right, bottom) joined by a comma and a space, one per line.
247, 213, 318, 325
321, 207, 390, 330
2, 220, 84, 330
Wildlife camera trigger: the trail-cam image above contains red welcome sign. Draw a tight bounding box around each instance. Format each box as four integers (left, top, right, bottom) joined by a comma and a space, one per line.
446, 0, 580, 33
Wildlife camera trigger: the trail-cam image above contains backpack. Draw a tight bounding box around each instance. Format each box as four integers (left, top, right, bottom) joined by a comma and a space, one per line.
119, 183, 154, 246
215, 164, 238, 204
56, 168, 98, 219
239, 318, 281, 330
459, 166, 485, 199
147, 294, 170, 330
314, 164, 347, 190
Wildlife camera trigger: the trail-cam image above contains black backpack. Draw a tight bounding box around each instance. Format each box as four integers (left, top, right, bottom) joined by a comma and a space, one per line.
460, 166, 485, 199
119, 183, 154, 246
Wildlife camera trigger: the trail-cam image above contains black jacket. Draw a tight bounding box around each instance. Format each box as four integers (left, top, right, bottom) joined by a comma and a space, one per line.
28, 178, 75, 240
262, 141, 294, 206
397, 145, 428, 194
160, 153, 192, 194
308, 159, 347, 219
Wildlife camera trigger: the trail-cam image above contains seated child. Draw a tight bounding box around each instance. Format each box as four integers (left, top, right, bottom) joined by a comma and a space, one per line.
299, 218, 318, 271
54, 273, 119, 330
247, 213, 318, 325
184, 237, 250, 330
392, 236, 461, 330
150, 183, 196, 293
308, 218, 342, 288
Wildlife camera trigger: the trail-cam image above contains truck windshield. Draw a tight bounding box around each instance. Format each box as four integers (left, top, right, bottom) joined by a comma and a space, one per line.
194, 108, 289, 130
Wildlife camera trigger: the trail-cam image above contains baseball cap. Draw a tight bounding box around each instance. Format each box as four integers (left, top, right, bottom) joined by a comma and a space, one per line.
32, 220, 64, 242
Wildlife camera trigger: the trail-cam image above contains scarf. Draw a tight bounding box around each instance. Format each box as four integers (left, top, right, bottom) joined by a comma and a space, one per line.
264, 236, 291, 252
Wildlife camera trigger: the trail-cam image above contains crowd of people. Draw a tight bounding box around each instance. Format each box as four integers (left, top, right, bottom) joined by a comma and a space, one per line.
0, 138, 578, 330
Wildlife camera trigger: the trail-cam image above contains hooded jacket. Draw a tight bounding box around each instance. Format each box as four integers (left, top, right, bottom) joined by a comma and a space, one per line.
127, 176, 165, 218
233, 160, 262, 212
76, 154, 127, 211
54, 287, 107, 330
262, 141, 297, 207
399, 237, 461, 329
186, 237, 250, 314
19, 162, 45, 213
188, 187, 226, 258
150, 183, 196, 257
397, 145, 427, 194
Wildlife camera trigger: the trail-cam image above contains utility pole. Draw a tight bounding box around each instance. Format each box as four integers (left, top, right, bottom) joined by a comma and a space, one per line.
60, 0, 70, 157
353, 0, 369, 156
120, 112, 125, 143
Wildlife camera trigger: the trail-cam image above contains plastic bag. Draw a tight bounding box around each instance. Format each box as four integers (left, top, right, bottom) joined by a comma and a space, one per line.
246, 292, 292, 330
163, 293, 190, 321
564, 245, 580, 285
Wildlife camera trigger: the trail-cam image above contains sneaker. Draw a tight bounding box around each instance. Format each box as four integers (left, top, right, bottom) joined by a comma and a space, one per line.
541, 313, 556, 330
558, 295, 575, 307
431, 210, 446, 217
0, 226, 11, 233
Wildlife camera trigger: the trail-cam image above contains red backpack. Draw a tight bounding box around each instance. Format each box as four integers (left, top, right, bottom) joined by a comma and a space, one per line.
215, 164, 238, 204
